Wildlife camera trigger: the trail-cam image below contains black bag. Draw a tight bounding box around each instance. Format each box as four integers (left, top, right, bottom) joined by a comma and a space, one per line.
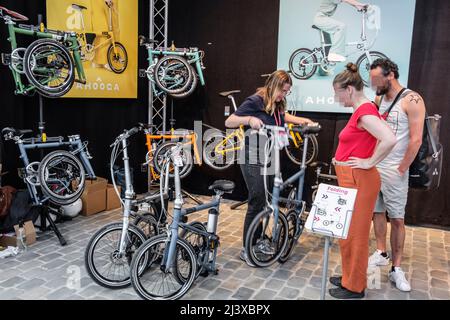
0, 190, 40, 233
409, 114, 443, 190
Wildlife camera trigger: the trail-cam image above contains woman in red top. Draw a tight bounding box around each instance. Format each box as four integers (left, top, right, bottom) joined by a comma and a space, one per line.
329, 63, 396, 299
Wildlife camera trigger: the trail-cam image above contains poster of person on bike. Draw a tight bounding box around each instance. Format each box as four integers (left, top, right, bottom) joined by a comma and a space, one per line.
46, 0, 137, 98
277, 0, 416, 113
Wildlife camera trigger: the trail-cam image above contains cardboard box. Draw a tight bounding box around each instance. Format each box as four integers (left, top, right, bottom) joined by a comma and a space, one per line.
80, 177, 108, 216
106, 184, 122, 211
0, 221, 36, 247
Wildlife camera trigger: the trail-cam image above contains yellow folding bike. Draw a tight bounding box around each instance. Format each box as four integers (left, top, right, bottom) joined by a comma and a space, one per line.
202, 91, 319, 170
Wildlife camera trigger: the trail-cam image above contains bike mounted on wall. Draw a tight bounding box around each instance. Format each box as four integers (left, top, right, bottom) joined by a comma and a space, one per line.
0, 6, 86, 98
139, 35, 206, 99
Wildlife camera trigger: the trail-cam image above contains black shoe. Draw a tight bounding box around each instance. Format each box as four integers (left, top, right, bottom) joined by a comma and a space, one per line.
329, 286, 365, 299
329, 276, 342, 287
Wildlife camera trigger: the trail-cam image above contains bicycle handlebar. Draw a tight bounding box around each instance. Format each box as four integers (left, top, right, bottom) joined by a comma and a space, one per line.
290, 124, 322, 135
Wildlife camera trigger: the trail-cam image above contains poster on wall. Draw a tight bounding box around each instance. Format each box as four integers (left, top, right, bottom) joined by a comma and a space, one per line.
277, 0, 416, 113
46, 0, 137, 98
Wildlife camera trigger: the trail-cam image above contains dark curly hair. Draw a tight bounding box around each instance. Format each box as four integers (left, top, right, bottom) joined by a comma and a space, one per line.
370, 58, 399, 79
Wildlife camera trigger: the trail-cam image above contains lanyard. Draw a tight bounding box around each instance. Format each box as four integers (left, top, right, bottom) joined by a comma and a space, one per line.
274, 109, 282, 126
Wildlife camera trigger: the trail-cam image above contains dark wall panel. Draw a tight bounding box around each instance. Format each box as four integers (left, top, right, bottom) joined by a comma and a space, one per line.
0, 0, 449, 228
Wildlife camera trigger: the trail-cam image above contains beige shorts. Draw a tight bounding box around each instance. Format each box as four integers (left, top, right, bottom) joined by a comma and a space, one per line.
374, 166, 409, 219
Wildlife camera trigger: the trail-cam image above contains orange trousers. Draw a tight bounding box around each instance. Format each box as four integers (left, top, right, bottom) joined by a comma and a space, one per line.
334, 165, 381, 293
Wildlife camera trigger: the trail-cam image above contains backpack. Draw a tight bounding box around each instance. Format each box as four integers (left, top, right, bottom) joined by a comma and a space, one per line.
376, 89, 443, 190
0, 186, 16, 218
409, 114, 443, 190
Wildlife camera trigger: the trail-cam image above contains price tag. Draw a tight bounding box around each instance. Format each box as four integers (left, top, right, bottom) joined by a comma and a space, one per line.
277, 130, 290, 149
173, 152, 184, 167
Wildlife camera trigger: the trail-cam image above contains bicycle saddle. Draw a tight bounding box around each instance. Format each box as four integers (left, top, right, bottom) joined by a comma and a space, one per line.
1, 127, 33, 137
139, 35, 158, 46
219, 90, 240, 97
309, 161, 329, 168
71, 4, 87, 10
311, 25, 321, 30
0, 6, 28, 21
208, 180, 235, 193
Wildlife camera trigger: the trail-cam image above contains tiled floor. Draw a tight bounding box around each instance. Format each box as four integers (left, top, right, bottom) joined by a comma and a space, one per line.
1, 195, 449, 300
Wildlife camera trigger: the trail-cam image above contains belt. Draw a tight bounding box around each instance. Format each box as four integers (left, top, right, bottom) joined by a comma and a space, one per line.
331, 158, 351, 166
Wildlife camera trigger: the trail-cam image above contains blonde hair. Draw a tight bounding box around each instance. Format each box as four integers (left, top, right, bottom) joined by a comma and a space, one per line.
256, 70, 292, 115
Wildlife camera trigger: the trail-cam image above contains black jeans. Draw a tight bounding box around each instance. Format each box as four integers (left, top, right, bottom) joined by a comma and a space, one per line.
240, 164, 273, 247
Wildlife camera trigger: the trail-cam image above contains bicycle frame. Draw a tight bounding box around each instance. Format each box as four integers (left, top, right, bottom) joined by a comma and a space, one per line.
76, 3, 121, 59
10, 134, 95, 205
162, 147, 222, 273
145, 129, 201, 180
3, 16, 86, 95
148, 47, 205, 85
111, 126, 170, 255
263, 125, 311, 243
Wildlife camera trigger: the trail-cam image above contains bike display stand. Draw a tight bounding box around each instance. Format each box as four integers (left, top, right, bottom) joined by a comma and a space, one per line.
34, 93, 67, 246
320, 235, 332, 300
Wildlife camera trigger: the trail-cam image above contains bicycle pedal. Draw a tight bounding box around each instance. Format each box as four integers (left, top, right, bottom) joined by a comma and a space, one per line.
1, 53, 11, 66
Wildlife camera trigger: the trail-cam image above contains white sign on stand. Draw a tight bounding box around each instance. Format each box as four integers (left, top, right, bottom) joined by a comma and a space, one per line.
305, 183, 358, 239
304, 183, 358, 300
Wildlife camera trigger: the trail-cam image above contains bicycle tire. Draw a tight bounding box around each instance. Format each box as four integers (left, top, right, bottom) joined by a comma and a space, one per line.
133, 210, 160, 238
202, 132, 236, 170
84, 222, 148, 289
154, 55, 193, 94
180, 221, 208, 279
130, 235, 197, 300
170, 65, 198, 99
289, 48, 317, 80
278, 209, 303, 263
107, 42, 128, 74
23, 39, 75, 98
356, 51, 388, 87
245, 208, 289, 267
285, 134, 318, 166
153, 141, 194, 179
38, 150, 85, 205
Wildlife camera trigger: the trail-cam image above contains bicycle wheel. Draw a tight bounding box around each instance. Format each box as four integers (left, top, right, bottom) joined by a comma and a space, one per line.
170, 65, 198, 99
107, 42, 128, 74
285, 134, 318, 166
133, 210, 160, 238
245, 209, 289, 267
154, 55, 193, 94
84, 222, 148, 289
202, 132, 236, 170
130, 235, 197, 300
356, 51, 388, 87
153, 141, 193, 179
23, 39, 75, 98
38, 150, 85, 205
278, 209, 303, 263
180, 221, 208, 279
289, 48, 317, 80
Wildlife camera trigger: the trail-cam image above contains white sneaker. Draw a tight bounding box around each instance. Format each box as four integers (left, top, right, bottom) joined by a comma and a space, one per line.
389, 267, 411, 292
327, 52, 346, 62
368, 249, 390, 267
